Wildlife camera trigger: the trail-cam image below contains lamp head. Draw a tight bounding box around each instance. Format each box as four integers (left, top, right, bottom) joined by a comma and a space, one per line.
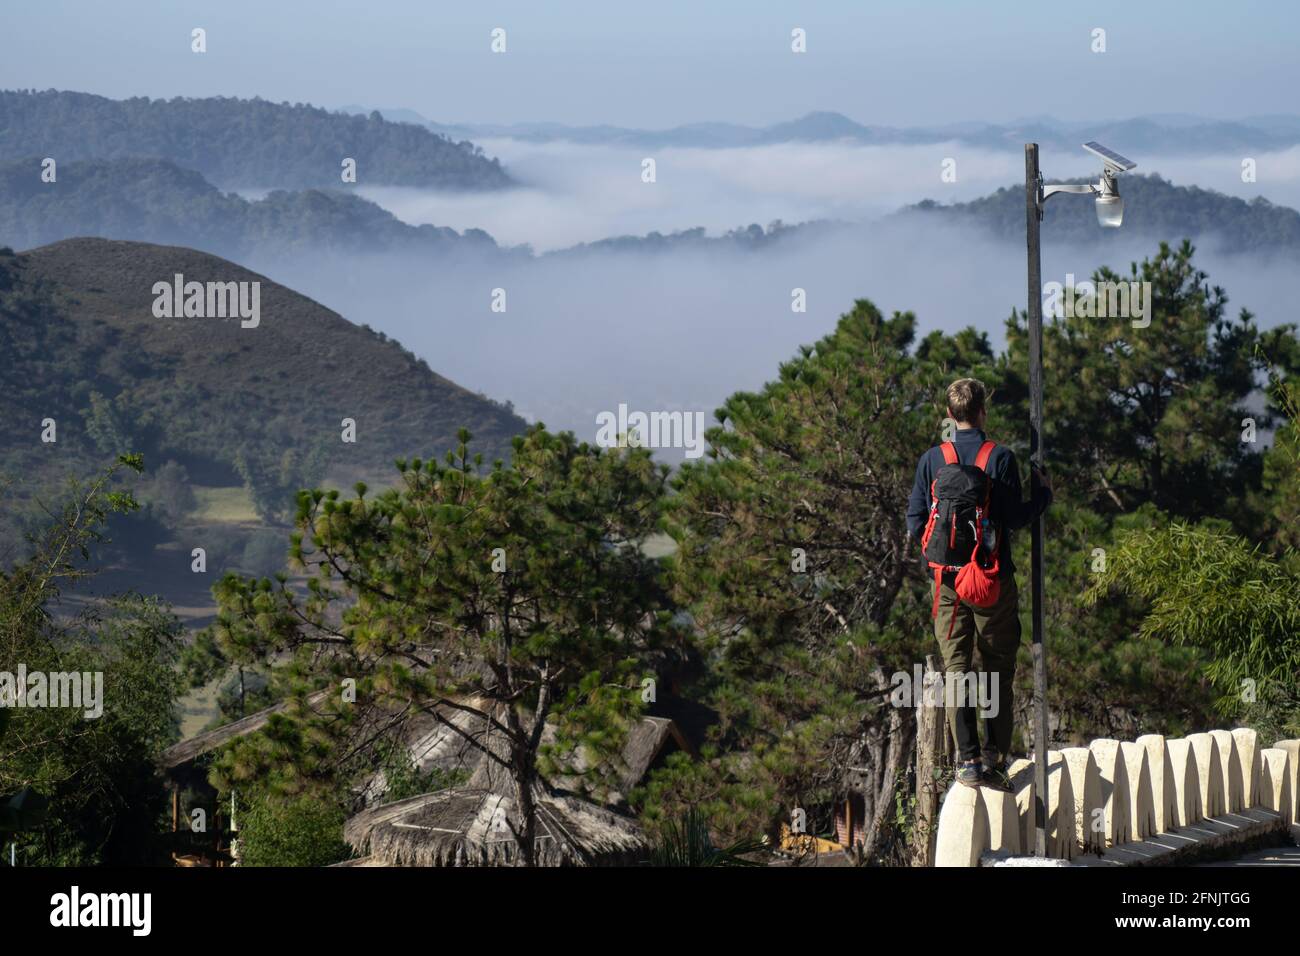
1082, 143, 1135, 229
1095, 171, 1124, 228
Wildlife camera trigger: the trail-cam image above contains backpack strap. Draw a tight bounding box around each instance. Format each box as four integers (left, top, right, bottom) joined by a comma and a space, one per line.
928, 443, 958, 507
973, 440, 999, 553
931, 567, 961, 638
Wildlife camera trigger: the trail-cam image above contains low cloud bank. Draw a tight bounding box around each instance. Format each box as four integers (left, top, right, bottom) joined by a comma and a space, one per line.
356, 140, 1300, 252
253, 215, 1294, 463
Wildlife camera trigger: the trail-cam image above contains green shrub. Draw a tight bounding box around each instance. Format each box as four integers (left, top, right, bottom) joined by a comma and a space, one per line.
236, 793, 350, 867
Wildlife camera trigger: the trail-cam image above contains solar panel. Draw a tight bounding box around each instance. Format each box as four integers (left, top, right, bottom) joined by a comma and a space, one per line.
1082, 142, 1136, 171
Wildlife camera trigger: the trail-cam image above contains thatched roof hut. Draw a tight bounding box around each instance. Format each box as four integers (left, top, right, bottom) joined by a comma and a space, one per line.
344, 706, 679, 866
612, 715, 695, 793
343, 786, 647, 866
161, 691, 689, 866
361, 707, 694, 809
549, 715, 694, 803
158, 700, 286, 772
158, 689, 332, 774
162, 689, 693, 811
357, 699, 491, 804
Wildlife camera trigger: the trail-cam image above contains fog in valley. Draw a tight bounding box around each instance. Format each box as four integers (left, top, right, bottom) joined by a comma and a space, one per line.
356, 139, 1300, 251
245, 140, 1300, 459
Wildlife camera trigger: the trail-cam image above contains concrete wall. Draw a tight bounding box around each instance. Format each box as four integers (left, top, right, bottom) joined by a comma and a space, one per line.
933, 729, 1300, 866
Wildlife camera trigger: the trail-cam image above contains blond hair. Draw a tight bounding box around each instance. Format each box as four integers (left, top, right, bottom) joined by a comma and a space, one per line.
946, 378, 987, 424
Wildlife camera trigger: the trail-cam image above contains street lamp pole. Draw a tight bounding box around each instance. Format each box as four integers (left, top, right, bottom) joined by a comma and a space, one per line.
1022, 139, 1134, 857
1024, 143, 1049, 858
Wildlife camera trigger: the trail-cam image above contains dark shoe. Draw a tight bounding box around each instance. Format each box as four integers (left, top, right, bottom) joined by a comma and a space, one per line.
980, 764, 1013, 792
955, 761, 983, 788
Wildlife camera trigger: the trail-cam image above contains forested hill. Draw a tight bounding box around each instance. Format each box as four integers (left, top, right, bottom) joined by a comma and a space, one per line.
0, 239, 526, 536
0, 89, 512, 190
0, 157, 505, 260
8, 157, 1300, 264
900, 173, 1300, 252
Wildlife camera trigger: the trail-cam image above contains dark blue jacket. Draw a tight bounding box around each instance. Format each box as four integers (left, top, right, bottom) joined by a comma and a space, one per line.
905, 428, 1051, 578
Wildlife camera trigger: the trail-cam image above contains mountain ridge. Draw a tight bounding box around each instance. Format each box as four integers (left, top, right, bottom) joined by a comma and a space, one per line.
7, 159, 1300, 260
345, 107, 1300, 154
0, 89, 513, 190
898, 173, 1300, 251
0, 157, 506, 261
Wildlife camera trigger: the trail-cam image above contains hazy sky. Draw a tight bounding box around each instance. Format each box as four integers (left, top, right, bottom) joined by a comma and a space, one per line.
3, 0, 1296, 128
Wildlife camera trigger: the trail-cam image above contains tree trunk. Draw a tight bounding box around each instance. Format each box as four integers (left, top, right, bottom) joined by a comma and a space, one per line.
912, 655, 945, 867
505, 711, 538, 867
853, 666, 917, 863
513, 765, 537, 867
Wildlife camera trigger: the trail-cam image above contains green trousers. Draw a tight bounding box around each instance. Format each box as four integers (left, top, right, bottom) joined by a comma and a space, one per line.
933, 573, 1021, 764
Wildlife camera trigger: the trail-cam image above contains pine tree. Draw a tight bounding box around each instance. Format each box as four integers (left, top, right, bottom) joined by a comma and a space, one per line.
653, 301, 945, 861
1000, 240, 1273, 529
208, 426, 673, 865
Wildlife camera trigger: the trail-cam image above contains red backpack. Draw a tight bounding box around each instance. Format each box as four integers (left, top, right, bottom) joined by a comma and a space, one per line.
918, 441, 1001, 636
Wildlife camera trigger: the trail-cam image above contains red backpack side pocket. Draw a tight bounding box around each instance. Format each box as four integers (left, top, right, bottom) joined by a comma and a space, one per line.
954, 544, 1000, 608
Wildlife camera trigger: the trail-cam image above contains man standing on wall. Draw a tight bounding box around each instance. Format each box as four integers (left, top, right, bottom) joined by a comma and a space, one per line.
906, 378, 1052, 790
